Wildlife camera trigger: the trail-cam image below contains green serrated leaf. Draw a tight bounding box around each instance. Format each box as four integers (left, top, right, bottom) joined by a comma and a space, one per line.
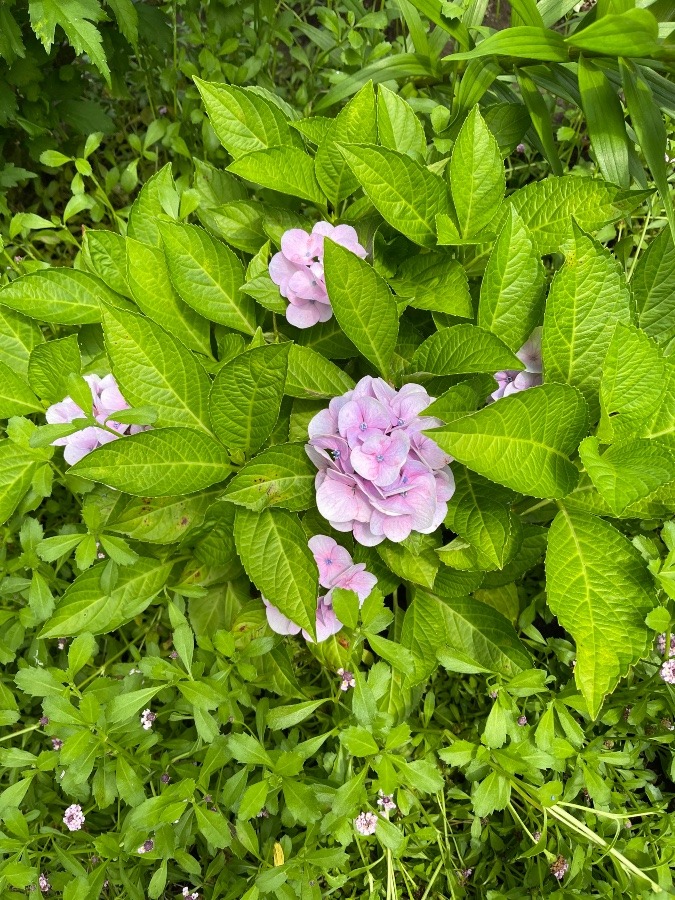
450, 105, 505, 238
223, 443, 316, 511
411, 324, 522, 375
428, 383, 588, 498
234, 507, 318, 639
160, 223, 254, 335
228, 148, 325, 206
323, 241, 398, 378
546, 508, 655, 718
210, 343, 289, 453
542, 224, 631, 418
101, 304, 212, 432
70, 428, 230, 496
339, 143, 451, 247
478, 208, 545, 352
0, 270, 120, 325
40, 557, 171, 638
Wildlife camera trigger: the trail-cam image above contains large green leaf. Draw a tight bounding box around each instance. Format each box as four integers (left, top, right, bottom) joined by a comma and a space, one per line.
228, 148, 325, 206
339, 143, 451, 247
567, 9, 659, 57
209, 343, 289, 453
578, 56, 630, 189
323, 241, 398, 378
498, 176, 649, 255
28, 334, 81, 403
428, 384, 588, 498
102, 305, 211, 432
106, 491, 218, 543
391, 254, 473, 318
632, 228, 675, 354
0, 361, 42, 417
411, 325, 522, 376
195, 79, 302, 159
70, 428, 231, 496
377, 84, 426, 160
126, 238, 212, 355
598, 324, 666, 443
127, 164, 179, 248
0, 306, 44, 377
160, 223, 254, 335
0, 441, 40, 524
434, 594, 532, 676
82, 229, 131, 298
315, 83, 377, 207
450, 105, 505, 238
234, 507, 318, 638
477, 206, 545, 351
546, 508, 655, 718
579, 436, 675, 516
443, 468, 521, 569
40, 558, 172, 638
542, 225, 631, 418
285, 345, 355, 399
223, 443, 316, 512
0, 270, 119, 324
444, 26, 568, 61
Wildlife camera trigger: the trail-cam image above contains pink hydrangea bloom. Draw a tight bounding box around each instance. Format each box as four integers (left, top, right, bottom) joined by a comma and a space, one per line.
269, 221, 367, 329
490, 328, 543, 402
263, 535, 376, 642
46, 373, 147, 464
306, 376, 454, 546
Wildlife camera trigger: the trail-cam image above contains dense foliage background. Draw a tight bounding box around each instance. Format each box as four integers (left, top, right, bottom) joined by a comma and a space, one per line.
2, 1, 675, 898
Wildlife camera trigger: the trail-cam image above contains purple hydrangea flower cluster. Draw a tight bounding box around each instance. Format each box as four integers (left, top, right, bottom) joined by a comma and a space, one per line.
306, 376, 454, 546
490, 328, 543, 402
263, 535, 377, 642
269, 222, 367, 329
46, 374, 146, 465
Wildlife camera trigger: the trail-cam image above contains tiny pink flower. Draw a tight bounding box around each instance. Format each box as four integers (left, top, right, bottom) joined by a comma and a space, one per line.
138, 839, 154, 854
140, 709, 156, 730
377, 790, 396, 813
51, 738, 63, 750
39, 873, 50, 892
337, 668, 356, 691
517, 715, 528, 726
63, 804, 85, 831
550, 855, 569, 880
660, 660, 675, 684
355, 811, 378, 835
350, 431, 410, 487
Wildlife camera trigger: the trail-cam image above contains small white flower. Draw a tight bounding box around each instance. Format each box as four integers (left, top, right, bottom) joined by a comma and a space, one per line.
354, 811, 378, 835
377, 790, 396, 813
63, 804, 85, 831
140, 709, 156, 730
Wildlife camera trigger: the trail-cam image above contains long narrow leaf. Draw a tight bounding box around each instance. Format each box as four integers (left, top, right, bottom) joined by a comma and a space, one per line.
578, 56, 630, 188
314, 55, 435, 112
621, 58, 675, 242
517, 70, 563, 175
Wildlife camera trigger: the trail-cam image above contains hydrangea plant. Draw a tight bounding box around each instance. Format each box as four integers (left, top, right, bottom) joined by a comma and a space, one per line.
0, 80, 674, 896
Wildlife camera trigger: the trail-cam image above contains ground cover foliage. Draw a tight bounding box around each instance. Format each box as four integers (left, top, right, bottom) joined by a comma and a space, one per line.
2, 1, 675, 898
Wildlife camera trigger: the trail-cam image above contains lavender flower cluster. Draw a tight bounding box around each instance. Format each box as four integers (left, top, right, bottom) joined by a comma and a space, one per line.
490, 329, 542, 402
263, 535, 376, 642
46, 374, 145, 464
306, 376, 454, 546
269, 222, 367, 329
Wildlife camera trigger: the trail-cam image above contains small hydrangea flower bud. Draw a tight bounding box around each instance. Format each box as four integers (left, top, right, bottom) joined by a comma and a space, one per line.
517, 715, 528, 726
